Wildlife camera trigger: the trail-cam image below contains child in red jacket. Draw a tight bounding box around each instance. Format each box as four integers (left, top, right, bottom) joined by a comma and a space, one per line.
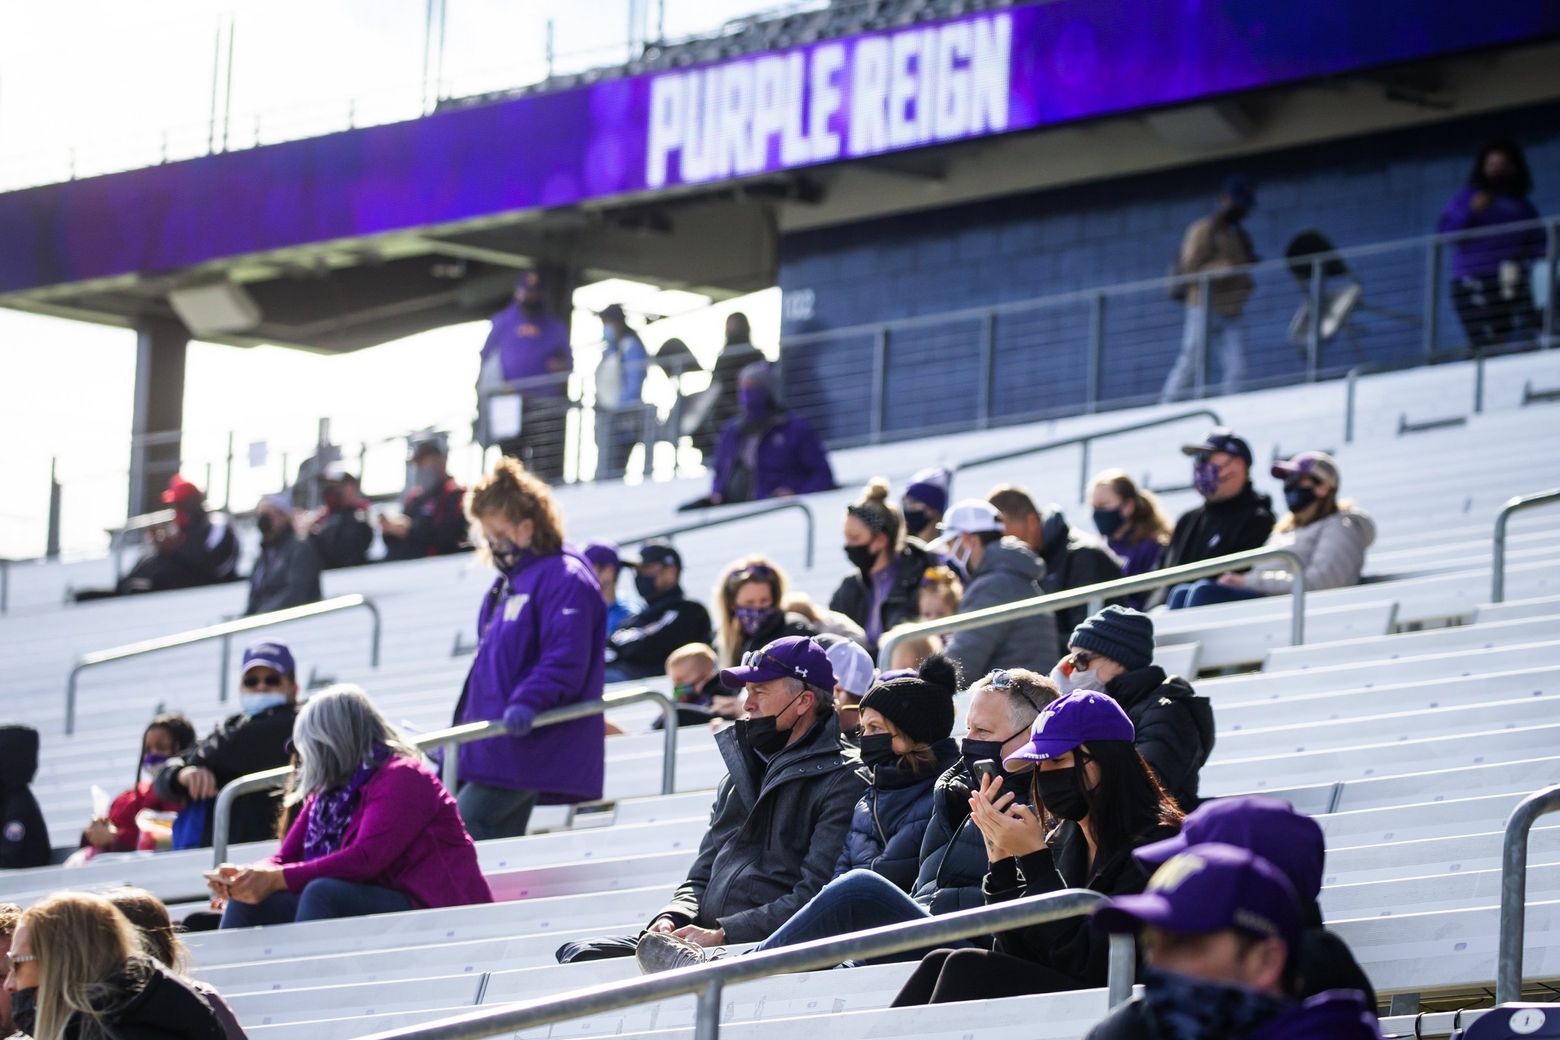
80, 713, 196, 855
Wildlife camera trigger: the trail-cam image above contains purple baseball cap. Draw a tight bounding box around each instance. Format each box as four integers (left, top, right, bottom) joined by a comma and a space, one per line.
242, 641, 295, 677
582, 540, 620, 571
1134, 795, 1326, 902
1003, 691, 1135, 772
1094, 842, 1301, 952
1181, 426, 1254, 466
719, 635, 836, 692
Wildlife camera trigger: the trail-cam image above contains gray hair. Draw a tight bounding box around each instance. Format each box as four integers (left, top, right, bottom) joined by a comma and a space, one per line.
286, 684, 420, 805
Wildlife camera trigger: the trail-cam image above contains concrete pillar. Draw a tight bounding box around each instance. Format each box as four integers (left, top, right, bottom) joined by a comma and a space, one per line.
128, 317, 190, 517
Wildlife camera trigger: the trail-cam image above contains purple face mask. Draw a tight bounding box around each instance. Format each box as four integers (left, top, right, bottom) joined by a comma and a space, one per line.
738, 386, 770, 417
735, 605, 774, 636
1193, 460, 1224, 498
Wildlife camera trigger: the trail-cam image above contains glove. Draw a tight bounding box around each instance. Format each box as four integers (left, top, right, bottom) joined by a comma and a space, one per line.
502, 702, 537, 737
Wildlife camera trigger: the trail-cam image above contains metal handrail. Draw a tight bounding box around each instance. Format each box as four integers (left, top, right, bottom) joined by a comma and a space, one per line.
0, 557, 9, 615
108, 509, 177, 583
64, 594, 382, 735
354, 888, 1129, 1040
1492, 489, 1560, 603
878, 546, 1307, 668
620, 499, 817, 569
211, 685, 678, 865
952, 408, 1221, 502
1496, 783, 1560, 1004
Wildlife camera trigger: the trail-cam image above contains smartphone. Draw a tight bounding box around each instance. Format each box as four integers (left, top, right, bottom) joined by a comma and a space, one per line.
972, 759, 999, 786
203, 870, 232, 885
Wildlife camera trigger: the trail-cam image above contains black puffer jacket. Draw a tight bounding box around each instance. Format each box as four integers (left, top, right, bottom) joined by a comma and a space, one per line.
1105, 666, 1215, 809
829, 540, 933, 651
911, 762, 1034, 915
1163, 483, 1276, 570
834, 739, 962, 891
153, 704, 298, 847
1039, 513, 1124, 646
605, 587, 713, 679
0, 724, 50, 869
62, 957, 230, 1040
658, 714, 864, 943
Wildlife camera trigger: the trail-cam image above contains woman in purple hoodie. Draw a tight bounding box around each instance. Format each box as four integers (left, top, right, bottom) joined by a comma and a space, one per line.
1437, 139, 1545, 351
213, 686, 492, 927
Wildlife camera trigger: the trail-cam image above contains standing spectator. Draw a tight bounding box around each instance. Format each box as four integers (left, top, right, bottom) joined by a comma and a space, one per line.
0, 902, 20, 1036
604, 542, 713, 683
153, 643, 300, 849
693, 312, 766, 460
824, 636, 877, 741
583, 540, 638, 635
478, 270, 573, 480
246, 494, 322, 616
704, 361, 835, 507
594, 304, 650, 480
663, 644, 742, 726
917, 565, 963, 621
80, 714, 196, 857
79, 475, 239, 600
306, 464, 374, 570
988, 487, 1123, 646
380, 436, 471, 561
4, 892, 232, 1040
902, 468, 951, 544
830, 478, 933, 653
1162, 428, 1275, 583
929, 500, 1059, 679
1438, 140, 1545, 350
106, 888, 247, 1040
1088, 469, 1172, 589
214, 686, 492, 927
1174, 451, 1374, 608
0, 726, 49, 869
1162, 175, 1258, 403
1053, 606, 1214, 809
713, 556, 817, 668
452, 458, 606, 839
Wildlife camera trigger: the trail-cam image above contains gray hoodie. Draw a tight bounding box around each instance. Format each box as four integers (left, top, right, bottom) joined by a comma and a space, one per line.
944, 536, 1059, 681
1245, 507, 1377, 595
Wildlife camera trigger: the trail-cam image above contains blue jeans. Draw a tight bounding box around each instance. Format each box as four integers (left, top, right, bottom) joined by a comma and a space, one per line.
457, 781, 538, 840
220, 878, 413, 928
1162, 306, 1247, 403
753, 869, 970, 962
1167, 579, 1269, 610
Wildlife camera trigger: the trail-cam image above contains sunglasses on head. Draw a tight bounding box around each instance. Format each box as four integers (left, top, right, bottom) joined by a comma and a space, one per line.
731, 564, 776, 585
989, 669, 1046, 712
739, 649, 793, 676
242, 672, 286, 689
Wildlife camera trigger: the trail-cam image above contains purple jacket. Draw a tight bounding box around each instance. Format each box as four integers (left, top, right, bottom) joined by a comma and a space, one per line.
711, 413, 836, 503
455, 546, 606, 802
481, 302, 571, 396
270, 756, 493, 910
1107, 536, 1162, 580
1437, 186, 1544, 279
1247, 991, 1382, 1039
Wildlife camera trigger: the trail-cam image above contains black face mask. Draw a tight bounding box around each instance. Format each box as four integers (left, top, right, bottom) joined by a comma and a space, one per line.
902, 507, 929, 534
256, 512, 276, 537
736, 690, 806, 758
1034, 764, 1090, 821
634, 572, 662, 601
1092, 508, 1124, 539
1284, 485, 1317, 513
960, 729, 1032, 797
10, 986, 37, 1036
859, 732, 897, 768
844, 542, 878, 572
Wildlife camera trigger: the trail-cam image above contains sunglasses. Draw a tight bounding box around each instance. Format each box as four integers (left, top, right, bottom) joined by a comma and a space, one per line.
739, 649, 793, 675
730, 564, 776, 585
3, 952, 37, 973
989, 669, 1047, 713
1070, 651, 1097, 671
242, 672, 286, 689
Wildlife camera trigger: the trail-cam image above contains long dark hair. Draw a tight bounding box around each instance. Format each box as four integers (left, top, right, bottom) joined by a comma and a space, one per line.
1468, 139, 1533, 197
134, 713, 196, 789
1033, 740, 1183, 861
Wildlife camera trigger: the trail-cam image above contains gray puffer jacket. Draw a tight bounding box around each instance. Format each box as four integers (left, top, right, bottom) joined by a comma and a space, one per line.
944, 537, 1059, 679
1245, 507, 1376, 595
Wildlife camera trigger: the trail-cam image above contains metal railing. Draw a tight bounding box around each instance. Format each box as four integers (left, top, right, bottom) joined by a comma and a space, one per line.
63, 594, 382, 735
354, 888, 1129, 1040
878, 546, 1307, 668
108, 509, 178, 583
1492, 489, 1560, 603
952, 408, 1220, 502
1496, 783, 1560, 1004
620, 499, 818, 569
210, 685, 677, 865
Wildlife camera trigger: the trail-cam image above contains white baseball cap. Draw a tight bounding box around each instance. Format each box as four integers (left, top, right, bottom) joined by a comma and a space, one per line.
926, 499, 1003, 553
825, 640, 876, 698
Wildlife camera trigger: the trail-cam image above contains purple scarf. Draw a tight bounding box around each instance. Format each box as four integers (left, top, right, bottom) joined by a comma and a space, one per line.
304, 743, 390, 861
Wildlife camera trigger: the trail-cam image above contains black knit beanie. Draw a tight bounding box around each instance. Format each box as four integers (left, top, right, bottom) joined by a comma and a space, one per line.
858, 653, 958, 745
1068, 605, 1155, 671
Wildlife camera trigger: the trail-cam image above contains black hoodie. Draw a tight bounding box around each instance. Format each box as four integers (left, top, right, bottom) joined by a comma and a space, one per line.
63, 956, 230, 1040
1105, 665, 1216, 810
0, 724, 50, 869
1163, 483, 1276, 570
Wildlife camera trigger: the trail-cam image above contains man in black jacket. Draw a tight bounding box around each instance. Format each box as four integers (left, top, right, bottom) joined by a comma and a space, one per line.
246, 495, 323, 616
1057, 606, 1214, 809
603, 543, 713, 683
989, 486, 1123, 645
0, 726, 50, 869
306, 465, 374, 569
1163, 428, 1275, 572
154, 642, 301, 848
381, 436, 471, 560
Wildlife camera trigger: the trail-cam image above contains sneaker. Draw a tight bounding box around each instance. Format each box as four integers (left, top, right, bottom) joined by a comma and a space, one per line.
635, 931, 711, 974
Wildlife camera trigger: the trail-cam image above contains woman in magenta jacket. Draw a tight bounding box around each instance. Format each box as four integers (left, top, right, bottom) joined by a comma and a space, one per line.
212, 685, 492, 927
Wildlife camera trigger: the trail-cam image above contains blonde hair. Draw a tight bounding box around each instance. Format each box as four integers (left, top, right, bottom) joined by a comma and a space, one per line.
918, 565, 963, 617
666, 643, 717, 671
845, 477, 904, 555
714, 555, 789, 666
467, 457, 564, 556
21, 891, 140, 1040
1091, 469, 1171, 546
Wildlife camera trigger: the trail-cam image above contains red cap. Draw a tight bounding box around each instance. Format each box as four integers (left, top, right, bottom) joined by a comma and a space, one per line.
161, 475, 204, 505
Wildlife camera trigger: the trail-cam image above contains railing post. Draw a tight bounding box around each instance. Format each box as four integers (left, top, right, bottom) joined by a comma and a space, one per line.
1491, 489, 1560, 603
224, 431, 235, 512
0, 559, 8, 616
976, 311, 995, 429
869, 327, 888, 444
218, 633, 232, 703
1107, 932, 1136, 1008
46, 457, 62, 560
1474, 350, 1486, 415
1086, 293, 1105, 414
442, 741, 460, 794
1306, 259, 1323, 382
692, 979, 723, 1040
365, 597, 384, 667
1343, 366, 1362, 445
1497, 784, 1560, 1004
1194, 275, 1211, 398
1289, 559, 1306, 646
65, 665, 82, 736
657, 695, 679, 794
800, 502, 815, 570
1422, 239, 1442, 360
1078, 440, 1091, 505
1543, 219, 1558, 350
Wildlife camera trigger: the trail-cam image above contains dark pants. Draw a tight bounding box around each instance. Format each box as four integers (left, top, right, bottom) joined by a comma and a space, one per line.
1167, 580, 1268, 610
220, 878, 413, 928
498, 396, 569, 481
595, 408, 645, 481
1451, 273, 1539, 351
457, 781, 538, 840
890, 947, 1080, 1005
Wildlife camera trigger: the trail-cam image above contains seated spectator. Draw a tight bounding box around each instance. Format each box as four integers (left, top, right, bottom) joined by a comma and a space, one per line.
917, 565, 962, 621
881, 624, 943, 671
1133, 795, 1376, 1005
214, 685, 492, 928
1162, 428, 1275, 577
306, 463, 374, 569
107, 888, 247, 1040
891, 691, 1184, 1005
989, 486, 1123, 645
452, 458, 605, 839
0, 902, 19, 1035
823, 636, 877, 741
1053, 607, 1214, 810
662, 643, 741, 727
705, 361, 835, 506
583, 540, 638, 635
902, 468, 951, 544
783, 593, 867, 645
381, 435, 471, 560
1438, 139, 1544, 350
1089, 469, 1172, 599
556, 636, 863, 969
691, 311, 765, 461
830, 478, 933, 653
603, 542, 712, 683
1090, 843, 1380, 1039
1173, 452, 1375, 609
713, 556, 816, 668
81, 713, 197, 856
929, 500, 1059, 678
77, 475, 239, 600
246, 494, 323, 616
7, 891, 233, 1039
0, 726, 49, 869
154, 643, 300, 849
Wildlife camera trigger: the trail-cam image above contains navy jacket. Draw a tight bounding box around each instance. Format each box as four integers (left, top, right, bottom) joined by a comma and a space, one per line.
834, 739, 962, 891
912, 762, 1033, 915
0, 725, 49, 869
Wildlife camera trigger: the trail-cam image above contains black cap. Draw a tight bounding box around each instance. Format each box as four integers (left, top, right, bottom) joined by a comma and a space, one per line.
1181, 427, 1253, 466
407, 433, 447, 461
598, 303, 626, 323
622, 541, 680, 570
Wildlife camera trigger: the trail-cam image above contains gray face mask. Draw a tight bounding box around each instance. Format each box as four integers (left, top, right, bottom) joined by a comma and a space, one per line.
415, 464, 443, 493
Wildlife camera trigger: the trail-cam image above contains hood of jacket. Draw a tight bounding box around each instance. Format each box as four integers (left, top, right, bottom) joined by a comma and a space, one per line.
1107, 666, 1217, 757
974, 536, 1043, 583
88, 957, 227, 1040
0, 725, 39, 788
1324, 507, 1377, 548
